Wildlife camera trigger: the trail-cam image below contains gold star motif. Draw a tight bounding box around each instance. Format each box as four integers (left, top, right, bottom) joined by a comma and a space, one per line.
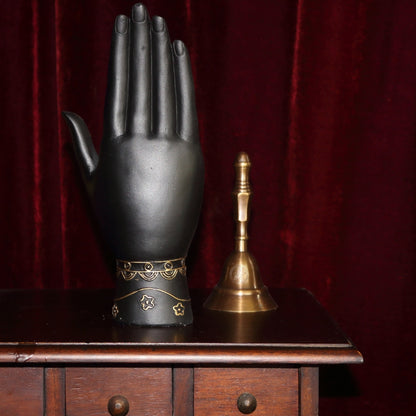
140, 294, 155, 311
173, 302, 185, 316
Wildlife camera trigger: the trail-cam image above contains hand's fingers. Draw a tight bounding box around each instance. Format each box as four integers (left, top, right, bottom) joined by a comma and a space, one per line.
62, 112, 98, 189
103, 15, 129, 138
126, 3, 151, 134
173, 41, 199, 143
151, 16, 175, 136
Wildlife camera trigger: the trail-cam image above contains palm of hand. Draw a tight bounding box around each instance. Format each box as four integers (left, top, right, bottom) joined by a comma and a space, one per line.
94, 134, 203, 259
64, 3, 204, 261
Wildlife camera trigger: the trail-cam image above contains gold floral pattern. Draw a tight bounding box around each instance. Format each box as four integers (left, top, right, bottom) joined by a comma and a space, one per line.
112, 304, 119, 318
140, 294, 155, 311
116, 258, 186, 281
173, 302, 185, 316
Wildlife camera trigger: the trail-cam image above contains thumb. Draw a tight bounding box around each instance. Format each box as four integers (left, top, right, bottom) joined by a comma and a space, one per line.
62, 111, 98, 188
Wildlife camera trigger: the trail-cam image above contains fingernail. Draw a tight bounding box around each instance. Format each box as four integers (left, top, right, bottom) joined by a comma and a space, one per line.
174, 40, 185, 56
152, 16, 164, 32
132, 3, 146, 23
115, 15, 128, 34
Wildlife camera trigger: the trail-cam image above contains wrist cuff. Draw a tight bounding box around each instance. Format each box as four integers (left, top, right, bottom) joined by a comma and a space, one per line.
112, 257, 192, 326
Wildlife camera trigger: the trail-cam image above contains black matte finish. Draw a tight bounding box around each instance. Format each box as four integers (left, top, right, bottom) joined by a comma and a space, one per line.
63, 4, 204, 326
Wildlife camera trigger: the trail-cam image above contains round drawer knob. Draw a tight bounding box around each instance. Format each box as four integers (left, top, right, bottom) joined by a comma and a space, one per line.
107, 395, 130, 416
237, 392, 257, 414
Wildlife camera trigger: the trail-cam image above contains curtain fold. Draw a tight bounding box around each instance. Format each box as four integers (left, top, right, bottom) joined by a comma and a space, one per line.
0, 1, 414, 415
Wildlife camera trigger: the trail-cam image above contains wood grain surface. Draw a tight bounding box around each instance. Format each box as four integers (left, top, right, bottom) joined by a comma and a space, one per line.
194, 367, 299, 416
299, 367, 319, 416
65, 367, 172, 416
45, 368, 66, 416
173, 367, 194, 416
0, 367, 43, 416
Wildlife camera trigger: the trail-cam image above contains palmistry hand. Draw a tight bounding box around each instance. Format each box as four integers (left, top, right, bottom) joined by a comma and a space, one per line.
63, 3, 204, 326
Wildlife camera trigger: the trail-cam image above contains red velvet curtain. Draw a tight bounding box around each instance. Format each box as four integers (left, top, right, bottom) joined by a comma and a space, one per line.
0, 0, 415, 414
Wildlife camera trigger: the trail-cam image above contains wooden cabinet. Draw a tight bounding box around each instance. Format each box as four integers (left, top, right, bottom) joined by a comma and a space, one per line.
0, 289, 362, 415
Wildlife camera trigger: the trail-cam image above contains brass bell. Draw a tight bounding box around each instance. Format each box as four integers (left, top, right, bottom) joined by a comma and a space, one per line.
204, 152, 277, 312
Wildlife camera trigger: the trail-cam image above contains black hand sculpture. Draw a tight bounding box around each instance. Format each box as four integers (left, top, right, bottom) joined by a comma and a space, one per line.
63, 3, 204, 326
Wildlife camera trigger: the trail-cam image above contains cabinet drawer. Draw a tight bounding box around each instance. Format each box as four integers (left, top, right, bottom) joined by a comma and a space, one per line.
66, 367, 172, 416
194, 367, 298, 416
0, 367, 44, 416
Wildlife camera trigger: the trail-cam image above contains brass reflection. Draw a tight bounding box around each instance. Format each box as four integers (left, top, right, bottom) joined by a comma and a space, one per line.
204, 152, 277, 313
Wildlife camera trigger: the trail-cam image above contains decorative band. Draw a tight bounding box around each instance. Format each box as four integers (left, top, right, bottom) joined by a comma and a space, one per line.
114, 287, 191, 303
116, 257, 186, 282
112, 287, 191, 318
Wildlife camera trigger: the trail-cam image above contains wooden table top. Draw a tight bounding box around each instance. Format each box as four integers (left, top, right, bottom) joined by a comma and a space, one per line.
0, 288, 363, 365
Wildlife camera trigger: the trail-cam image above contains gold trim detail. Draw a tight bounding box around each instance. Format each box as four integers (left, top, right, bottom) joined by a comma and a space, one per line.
140, 294, 155, 311
173, 302, 185, 316
114, 287, 191, 303
116, 258, 186, 281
